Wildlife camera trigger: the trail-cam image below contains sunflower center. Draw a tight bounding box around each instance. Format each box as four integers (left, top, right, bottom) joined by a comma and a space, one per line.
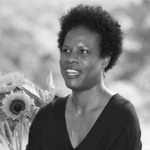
14, 104, 22, 112
10, 99, 25, 115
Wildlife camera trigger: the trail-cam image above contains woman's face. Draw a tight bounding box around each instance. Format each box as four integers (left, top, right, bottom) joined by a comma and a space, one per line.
59, 26, 104, 91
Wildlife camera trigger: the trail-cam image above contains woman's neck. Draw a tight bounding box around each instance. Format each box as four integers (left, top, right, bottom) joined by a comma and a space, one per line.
69, 83, 114, 115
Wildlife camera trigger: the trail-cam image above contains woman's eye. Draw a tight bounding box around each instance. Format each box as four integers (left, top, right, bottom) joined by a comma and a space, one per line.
61, 48, 71, 54
80, 49, 89, 55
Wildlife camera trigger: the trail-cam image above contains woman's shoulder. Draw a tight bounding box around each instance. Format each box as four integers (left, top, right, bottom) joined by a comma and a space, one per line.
32, 95, 69, 122
109, 94, 139, 123
110, 94, 135, 110
41, 95, 69, 112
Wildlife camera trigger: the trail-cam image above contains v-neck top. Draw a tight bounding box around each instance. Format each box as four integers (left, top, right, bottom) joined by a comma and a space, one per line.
26, 94, 142, 150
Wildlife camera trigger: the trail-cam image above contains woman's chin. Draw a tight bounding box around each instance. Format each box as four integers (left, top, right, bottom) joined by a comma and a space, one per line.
65, 82, 79, 90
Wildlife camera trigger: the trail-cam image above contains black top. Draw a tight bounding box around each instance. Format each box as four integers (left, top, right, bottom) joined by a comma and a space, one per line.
26, 94, 142, 150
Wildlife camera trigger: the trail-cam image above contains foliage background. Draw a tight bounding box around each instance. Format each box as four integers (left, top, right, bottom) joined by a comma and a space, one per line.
0, 0, 150, 149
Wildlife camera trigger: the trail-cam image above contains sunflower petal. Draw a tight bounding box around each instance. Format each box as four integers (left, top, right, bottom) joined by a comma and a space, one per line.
16, 83, 44, 106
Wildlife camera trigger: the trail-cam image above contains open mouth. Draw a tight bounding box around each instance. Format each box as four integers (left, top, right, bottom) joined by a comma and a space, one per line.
65, 69, 80, 76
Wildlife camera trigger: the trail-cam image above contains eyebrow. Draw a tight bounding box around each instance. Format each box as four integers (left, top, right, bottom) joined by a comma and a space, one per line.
62, 44, 90, 50
62, 45, 70, 48
79, 46, 88, 49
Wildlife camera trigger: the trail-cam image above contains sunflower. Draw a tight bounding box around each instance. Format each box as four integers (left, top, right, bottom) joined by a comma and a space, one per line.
0, 72, 24, 94
2, 91, 33, 120
0, 84, 14, 94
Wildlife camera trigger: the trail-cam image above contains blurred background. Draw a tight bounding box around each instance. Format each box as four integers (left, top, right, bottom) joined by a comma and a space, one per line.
0, 0, 150, 149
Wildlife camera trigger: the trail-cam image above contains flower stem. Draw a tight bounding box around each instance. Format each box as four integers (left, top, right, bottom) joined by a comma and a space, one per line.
4, 119, 14, 150
15, 130, 19, 150
18, 118, 23, 150
0, 128, 12, 150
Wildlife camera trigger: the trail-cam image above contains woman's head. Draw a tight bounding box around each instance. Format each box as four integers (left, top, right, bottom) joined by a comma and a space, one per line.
58, 4, 123, 72
59, 26, 105, 91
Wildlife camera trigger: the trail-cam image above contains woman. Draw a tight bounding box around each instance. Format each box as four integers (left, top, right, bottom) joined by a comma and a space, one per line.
26, 4, 142, 150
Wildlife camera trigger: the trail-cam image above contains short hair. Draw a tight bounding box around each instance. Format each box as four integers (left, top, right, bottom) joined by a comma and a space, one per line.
57, 4, 123, 72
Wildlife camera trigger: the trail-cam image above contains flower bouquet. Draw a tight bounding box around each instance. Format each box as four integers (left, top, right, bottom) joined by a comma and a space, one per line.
0, 71, 62, 150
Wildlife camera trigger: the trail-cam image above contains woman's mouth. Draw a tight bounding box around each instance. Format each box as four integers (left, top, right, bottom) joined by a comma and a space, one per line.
64, 69, 82, 78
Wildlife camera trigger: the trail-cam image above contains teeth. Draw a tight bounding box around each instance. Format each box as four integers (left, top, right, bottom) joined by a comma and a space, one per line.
66, 69, 78, 73
66, 69, 79, 75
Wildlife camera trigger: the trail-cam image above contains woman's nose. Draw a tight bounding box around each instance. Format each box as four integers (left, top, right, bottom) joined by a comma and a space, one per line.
67, 52, 79, 64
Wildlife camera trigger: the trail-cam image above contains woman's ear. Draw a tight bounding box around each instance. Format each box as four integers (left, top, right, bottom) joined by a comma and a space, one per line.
102, 57, 111, 68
